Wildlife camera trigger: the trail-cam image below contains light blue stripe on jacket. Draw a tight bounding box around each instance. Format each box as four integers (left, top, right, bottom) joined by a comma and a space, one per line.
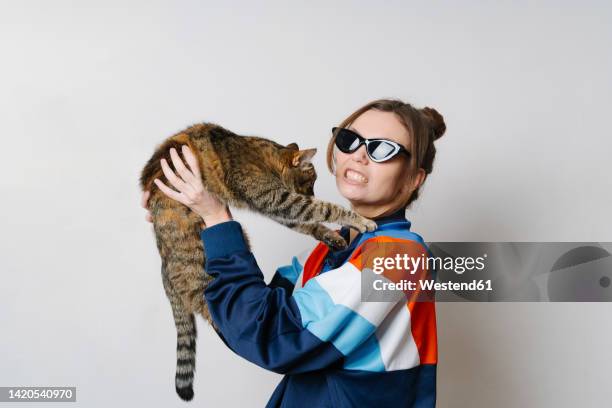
293, 278, 386, 372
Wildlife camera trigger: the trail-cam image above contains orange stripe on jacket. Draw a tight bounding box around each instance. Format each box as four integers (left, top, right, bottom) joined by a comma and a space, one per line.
349, 236, 438, 364
301, 242, 329, 286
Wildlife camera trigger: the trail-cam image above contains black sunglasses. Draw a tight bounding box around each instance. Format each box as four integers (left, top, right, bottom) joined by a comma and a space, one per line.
332, 127, 411, 163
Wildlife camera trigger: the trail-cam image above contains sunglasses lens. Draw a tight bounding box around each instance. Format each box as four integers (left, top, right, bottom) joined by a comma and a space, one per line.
368, 140, 397, 161
335, 129, 361, 153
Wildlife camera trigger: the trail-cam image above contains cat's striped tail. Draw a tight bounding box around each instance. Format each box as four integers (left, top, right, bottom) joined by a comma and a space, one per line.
162, 267, 197, 401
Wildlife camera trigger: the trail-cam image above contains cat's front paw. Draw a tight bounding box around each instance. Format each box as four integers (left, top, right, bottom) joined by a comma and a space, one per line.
363, 219, 378, 232
322, 230, 348, 250
348, 215, 378, 233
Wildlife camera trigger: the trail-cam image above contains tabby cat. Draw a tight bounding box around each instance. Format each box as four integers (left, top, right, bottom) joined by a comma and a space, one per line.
139, 122, 377, 401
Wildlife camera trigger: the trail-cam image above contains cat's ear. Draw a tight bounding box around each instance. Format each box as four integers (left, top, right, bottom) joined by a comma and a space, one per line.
286, 142, 299, 150
292, 148, 317, 167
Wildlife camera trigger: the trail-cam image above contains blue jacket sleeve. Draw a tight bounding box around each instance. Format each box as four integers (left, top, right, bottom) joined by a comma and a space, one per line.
200, 220, 400, 375
267, 258, 302, 295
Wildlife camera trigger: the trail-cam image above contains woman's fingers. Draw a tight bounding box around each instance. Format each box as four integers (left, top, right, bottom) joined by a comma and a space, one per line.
169, 147, 197, 185
153, 146, 210, 214
141, 190, 150, 209
141, 190, 153, 223
154, 178, 188, 205
160, 158, 195, 196
182, 145, 202, 180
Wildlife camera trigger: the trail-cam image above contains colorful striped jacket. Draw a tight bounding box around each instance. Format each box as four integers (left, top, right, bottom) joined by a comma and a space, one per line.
200, 210, 437, 407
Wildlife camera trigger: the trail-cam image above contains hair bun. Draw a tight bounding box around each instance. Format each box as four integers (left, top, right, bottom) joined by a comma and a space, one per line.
421, 106, 446, 141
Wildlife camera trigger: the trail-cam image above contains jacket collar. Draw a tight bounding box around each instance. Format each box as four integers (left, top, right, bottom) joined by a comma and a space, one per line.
338, 207, 411, 244
322, 208, 412, 272
372, 207, 409, 227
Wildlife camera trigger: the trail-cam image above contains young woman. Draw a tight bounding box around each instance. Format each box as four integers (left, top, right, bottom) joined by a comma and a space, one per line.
142, 98, 446, 407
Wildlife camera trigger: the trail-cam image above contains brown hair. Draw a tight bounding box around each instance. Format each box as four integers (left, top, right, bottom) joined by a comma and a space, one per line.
326, 98, 446, 208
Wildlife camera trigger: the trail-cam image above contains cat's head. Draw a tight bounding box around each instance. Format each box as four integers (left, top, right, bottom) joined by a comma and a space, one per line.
280, 142, 317, 196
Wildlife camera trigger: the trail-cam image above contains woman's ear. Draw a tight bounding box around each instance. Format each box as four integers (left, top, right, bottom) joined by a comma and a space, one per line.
412, 168, 427, 191
400, 168, 426, 198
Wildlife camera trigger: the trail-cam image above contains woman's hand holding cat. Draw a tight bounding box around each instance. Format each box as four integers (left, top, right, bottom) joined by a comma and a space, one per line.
154, 145, 233, 227
141, 190, 153, 223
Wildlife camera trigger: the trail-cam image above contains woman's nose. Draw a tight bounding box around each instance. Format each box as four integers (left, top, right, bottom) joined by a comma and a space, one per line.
350, 144, 369, 164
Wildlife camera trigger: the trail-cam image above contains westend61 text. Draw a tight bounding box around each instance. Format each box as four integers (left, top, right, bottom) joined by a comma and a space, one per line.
373, 279, 493, 291
372, 254, 487, 275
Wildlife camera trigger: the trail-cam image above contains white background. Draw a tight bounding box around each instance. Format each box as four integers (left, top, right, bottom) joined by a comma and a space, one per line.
1, 1, 611, 407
